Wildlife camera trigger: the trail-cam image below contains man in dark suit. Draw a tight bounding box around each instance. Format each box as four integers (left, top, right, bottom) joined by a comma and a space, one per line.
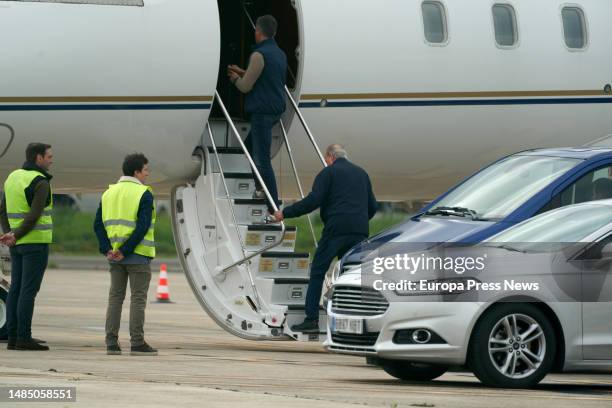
273, 144, 378, 332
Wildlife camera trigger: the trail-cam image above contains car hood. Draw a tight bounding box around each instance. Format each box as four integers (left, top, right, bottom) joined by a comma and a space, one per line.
342, 216, 498, 267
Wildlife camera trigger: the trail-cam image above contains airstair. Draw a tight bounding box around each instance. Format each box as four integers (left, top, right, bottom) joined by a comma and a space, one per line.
171, 89, 329, 341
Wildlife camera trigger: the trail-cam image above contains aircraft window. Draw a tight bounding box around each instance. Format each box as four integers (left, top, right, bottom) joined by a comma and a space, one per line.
561, 7, 587, 49
1, 0, 143, 5
421, 1, 448, 44
492, 4, 518, 47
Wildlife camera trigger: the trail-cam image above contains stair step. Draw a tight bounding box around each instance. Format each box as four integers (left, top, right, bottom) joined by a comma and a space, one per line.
234, 199, 283, 206
229, 200, 268, 225
284, 309, 328, 341
286, 305, 326, 311
209, 144, 252, 174
273, 278, 310, 284
260, 252, 309, 259
247, 225, 296, 232
224, 200, 286, 225
258, 252, 310, 279
270, 279, 309, 306
217, 173, 256, 199
223, 172, 253, 179
208, 146, 245, 155
207, 119, 251, 149
239, 225, 297, 253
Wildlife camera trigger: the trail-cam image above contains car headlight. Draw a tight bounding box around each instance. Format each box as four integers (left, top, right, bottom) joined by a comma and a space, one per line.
331, 261, 341, 283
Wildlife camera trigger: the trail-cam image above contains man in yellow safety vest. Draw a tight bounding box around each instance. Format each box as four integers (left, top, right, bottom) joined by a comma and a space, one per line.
0, 143, 54, 351
93, 153, 157, 356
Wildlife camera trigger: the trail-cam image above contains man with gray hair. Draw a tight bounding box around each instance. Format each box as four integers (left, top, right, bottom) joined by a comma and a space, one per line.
273, 144, 378, 333
228, 15, 287, 213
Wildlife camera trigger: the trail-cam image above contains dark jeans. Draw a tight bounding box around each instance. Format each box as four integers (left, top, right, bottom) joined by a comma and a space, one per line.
7, 244, 49, 341
306, 234, 366, 321
245, 113, 282, 211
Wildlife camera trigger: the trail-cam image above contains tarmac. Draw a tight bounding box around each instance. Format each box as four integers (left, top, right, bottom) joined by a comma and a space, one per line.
1, 268, 612, 408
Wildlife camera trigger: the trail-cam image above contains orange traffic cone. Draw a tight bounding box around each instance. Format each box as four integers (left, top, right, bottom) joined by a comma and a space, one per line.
156, 263, 172, 303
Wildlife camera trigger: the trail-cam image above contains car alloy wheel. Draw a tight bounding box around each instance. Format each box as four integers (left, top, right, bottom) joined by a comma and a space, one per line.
469, 303, 556, 388
488, 313, 546, 379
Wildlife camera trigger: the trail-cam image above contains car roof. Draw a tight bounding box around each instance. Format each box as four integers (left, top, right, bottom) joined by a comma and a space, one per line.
558, 199, 612, 209
517, 147, 612, 160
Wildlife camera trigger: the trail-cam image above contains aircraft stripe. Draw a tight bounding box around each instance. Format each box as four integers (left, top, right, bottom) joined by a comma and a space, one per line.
0, 104, 211, 111
0, 92, 610, 110
0, 95, 213, 111
299, 97, 612, 108
300, 90, 611, 100
0, 96, 213, 103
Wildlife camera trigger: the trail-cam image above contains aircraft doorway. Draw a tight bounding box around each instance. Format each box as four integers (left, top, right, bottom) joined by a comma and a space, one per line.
213, 0, 301, 122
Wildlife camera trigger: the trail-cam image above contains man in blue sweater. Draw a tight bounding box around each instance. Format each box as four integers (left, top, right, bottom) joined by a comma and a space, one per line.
273, 145, 378, 333
228, 15, 287, 213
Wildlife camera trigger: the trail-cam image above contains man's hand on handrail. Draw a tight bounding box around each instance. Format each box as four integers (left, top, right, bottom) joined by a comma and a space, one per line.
272, 211, 284, 223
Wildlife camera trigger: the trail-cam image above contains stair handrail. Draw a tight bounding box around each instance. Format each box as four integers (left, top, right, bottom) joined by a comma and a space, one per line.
279, 120, 318, 248
283, 87, 327, 168
206, 123, 248, 259
213, 91, 287, 274
207, 121, 268, 310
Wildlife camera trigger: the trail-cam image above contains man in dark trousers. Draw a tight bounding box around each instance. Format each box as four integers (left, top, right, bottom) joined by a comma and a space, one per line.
273, 144, 378, 332
93, 153, 157, 356
0, 143, 54, 351
228, 14, 287, 213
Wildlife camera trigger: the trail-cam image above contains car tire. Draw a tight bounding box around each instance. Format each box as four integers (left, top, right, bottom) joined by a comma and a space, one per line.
380, 359, 448, 381
0, 286, 7, 340
468, 303, 556, 388
365, 356, 379, 366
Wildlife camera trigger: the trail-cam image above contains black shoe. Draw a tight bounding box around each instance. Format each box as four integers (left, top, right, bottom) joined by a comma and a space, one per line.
7, 337, 45, 344
291, 319, 320, 333
15, 339, 49, 351
7, 337, 16, 350
107, 344, 122, 356
130, 342, 158, 356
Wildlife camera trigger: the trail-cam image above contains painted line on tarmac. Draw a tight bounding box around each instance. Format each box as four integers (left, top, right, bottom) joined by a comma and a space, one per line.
4, 368, 609, 403
135, 379, 612, 402
97, 370, 612, 402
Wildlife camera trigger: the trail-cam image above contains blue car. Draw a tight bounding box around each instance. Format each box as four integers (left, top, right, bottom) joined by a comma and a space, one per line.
341, 147, 612, 269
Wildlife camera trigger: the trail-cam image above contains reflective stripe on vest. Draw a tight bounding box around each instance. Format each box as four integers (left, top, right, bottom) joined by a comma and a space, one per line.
3, 169, 53, 245
101, 180, 156, 258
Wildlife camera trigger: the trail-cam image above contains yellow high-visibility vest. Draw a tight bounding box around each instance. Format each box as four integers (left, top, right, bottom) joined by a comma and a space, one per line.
4, 169, 53, 245
101, 180, 156, 258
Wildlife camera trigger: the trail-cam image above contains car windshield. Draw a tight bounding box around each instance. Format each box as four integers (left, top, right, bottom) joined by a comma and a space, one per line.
431, 155, 580, 220
489, 204, 612, 244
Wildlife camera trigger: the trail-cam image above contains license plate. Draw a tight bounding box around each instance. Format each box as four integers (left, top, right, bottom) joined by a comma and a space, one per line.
332, 317, 363, 334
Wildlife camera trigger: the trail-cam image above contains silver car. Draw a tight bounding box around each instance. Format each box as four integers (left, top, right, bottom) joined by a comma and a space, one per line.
325, 200, 612, 388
